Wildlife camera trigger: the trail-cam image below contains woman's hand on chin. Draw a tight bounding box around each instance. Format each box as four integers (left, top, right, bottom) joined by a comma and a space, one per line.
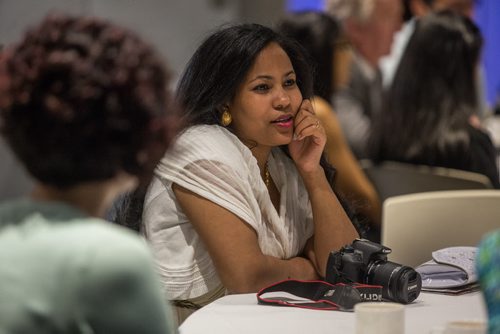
288, 99, 326, 173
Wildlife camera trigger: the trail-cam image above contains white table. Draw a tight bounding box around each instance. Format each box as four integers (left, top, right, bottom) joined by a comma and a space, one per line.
179, 292, 487, 334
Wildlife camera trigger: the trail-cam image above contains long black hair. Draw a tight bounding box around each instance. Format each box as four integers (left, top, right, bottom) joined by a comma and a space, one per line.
176, 23, 314, 126
276, 11, 341, 102
117, 23, 362, 234
369, 11, 483, 167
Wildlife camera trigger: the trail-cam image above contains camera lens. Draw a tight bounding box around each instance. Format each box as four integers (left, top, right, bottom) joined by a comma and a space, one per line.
366, 260, 422, 304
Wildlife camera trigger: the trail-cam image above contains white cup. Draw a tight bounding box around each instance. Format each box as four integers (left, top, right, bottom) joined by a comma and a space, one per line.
355, 302, 405, 334
444, 320, 486, 334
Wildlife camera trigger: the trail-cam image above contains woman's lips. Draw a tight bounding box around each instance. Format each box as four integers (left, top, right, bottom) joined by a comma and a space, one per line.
271, 115, 294, 128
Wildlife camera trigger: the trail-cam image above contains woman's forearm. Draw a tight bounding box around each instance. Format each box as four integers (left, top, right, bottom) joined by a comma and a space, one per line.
225, 255, 319, 294
301, 167, 359, 277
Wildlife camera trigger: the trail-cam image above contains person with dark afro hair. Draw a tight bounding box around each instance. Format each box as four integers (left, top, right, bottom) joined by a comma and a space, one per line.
0, 13, 178, 333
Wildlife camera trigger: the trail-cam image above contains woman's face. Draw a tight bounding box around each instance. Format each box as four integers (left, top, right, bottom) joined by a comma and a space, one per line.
228, 42, 303, 149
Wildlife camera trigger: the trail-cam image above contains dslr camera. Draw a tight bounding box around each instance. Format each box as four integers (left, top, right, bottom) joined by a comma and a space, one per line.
326, 239, 422, 304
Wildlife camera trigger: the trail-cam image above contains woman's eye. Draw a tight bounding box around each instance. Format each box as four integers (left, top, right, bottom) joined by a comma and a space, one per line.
253, 84, 270, 92
284, 78, 296, 87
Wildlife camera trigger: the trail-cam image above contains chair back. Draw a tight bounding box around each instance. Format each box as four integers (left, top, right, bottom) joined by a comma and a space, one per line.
381, 190, 500, 268
361, 160, 493, 203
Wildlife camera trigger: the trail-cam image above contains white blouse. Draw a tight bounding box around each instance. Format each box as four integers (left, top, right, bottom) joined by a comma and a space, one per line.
143, 125, 313, 300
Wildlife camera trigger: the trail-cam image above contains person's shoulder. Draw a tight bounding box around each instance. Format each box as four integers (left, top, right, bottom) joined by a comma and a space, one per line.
64, 221, 159, 292
178, 124, 236, 144
312, 96, 333, 117
165, 124, 251, 168
466, 124, 497, 158
468, 124, 495, 144
170, 125, 238, 154
66, 221, 176, 334
2, 216, 156, 289
478, 229, 500, 253
313, 96, 343, 135
477, 229, 500, 274
70, 219, 151, 256
45, 219, 153, 269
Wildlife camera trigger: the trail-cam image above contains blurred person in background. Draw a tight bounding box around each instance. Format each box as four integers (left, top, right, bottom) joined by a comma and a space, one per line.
381, 0, 494, 149
326, 0, 403, 158
277, 11, 382, 239
476, 229, 500, 333
380, 0, 477, 88
369, 11, 499, 188
431, 0, 475, 16
0, 13, 178, 333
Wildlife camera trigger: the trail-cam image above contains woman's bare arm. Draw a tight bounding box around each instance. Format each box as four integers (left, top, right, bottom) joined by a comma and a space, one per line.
289, 99, 359, 277
313, 96, 381, 227
172, 184, 319, 293
300, 166, 359, 277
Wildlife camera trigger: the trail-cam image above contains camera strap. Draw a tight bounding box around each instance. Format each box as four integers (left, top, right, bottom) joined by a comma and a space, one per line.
257, 279, 383, 311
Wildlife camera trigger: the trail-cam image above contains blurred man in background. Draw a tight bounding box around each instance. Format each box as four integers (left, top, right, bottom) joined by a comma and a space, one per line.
326, 0, 402, 158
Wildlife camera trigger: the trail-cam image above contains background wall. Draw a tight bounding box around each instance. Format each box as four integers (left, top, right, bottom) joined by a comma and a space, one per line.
0, 0, 286, 81
475, 0, 500, 108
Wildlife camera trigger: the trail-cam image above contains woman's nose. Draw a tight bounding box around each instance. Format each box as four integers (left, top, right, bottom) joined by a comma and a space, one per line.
273, 89, 290, 110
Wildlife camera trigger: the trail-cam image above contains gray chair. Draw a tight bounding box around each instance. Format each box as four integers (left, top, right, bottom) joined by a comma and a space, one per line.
360, 160, 493, 203
381, 190, 500, 268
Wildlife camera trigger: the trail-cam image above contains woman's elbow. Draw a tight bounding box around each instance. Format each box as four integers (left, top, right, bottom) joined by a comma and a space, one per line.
218, 264, 269, 294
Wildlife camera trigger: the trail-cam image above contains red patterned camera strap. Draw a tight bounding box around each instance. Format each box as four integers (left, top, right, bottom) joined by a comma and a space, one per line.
257, 279, 383, 311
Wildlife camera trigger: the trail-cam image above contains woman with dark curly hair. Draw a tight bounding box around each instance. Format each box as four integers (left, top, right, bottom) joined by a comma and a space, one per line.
0, 14, 177, 333
131, 23, 359, 323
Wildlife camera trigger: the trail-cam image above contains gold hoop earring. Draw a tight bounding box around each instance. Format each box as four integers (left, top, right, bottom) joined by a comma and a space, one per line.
221, 108, 232, 126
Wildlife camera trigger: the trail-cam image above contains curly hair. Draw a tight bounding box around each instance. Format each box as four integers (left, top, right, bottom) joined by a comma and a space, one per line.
0, 14, 174, 188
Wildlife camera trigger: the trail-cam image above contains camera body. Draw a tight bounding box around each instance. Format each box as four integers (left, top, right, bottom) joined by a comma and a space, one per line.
326, 239, 422, 304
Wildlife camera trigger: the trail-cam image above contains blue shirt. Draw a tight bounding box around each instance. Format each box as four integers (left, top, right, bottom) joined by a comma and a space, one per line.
477, 229, 500, 334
